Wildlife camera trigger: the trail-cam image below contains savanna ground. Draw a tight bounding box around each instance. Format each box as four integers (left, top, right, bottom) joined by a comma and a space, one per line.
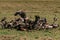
0, 0, 60, 40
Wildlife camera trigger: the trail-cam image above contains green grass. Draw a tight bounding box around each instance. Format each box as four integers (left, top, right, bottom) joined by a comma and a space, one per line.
0, 0, 60, 40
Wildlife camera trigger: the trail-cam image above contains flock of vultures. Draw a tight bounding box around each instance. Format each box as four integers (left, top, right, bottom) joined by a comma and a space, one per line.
0, 10, 59, 31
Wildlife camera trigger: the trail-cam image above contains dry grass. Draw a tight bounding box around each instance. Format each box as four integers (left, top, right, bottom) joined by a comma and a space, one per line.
0, 0, 60, 40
